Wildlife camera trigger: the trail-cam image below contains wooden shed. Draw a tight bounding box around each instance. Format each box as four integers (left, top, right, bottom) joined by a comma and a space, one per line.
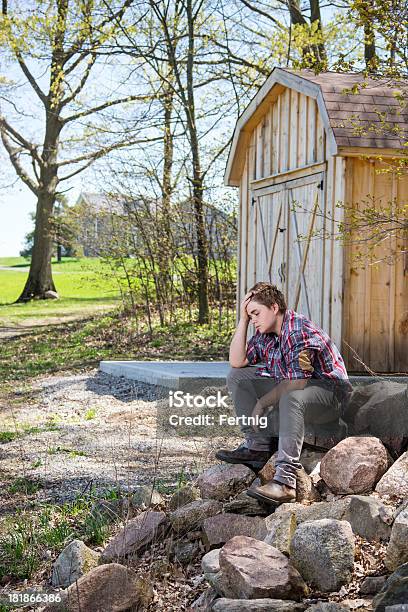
225, 68, 408, 373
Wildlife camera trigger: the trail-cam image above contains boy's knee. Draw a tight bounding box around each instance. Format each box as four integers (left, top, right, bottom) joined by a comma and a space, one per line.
279, 389, 305, 411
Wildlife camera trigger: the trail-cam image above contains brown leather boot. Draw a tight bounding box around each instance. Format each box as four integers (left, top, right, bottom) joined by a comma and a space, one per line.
246, 480, 296, 505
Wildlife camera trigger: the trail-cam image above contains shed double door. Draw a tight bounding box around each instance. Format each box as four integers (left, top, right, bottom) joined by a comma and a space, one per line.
251, 172, 326, 326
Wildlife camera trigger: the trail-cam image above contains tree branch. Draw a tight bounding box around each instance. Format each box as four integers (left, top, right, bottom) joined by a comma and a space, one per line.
57, 135, 164, 168
61, 93, 158, 124
237, 0, 285, 28
60, 53, 97, 108
0, 115, 42, 166
15, 53, 47, 105
0, 131, 39, 195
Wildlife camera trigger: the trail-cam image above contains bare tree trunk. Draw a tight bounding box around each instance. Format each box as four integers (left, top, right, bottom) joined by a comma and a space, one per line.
17, 192, 56, 301
309, 0, 327, 68
186, 0, 209, 324
355, 0, 378, 72
17, 113, 61, 302
287, 0, 327, 70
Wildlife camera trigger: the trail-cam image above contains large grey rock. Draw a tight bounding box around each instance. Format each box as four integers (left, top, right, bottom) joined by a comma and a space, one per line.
376, 452, 408, 499
385, 507, 408, 571
212, 599, 306, 611
273, 498, 352, 524
168, 485, 200, 510
218, 536, 308, 600
264, 512, 297, 556
385, 607, 408, 611
101, 510, 167, 561
349, 381, 408, 440
202, 513, 267, 548
44, 563, 153, 611
202, 548, 221, 574
305, 605, 350, 611
197, 463, 255, 500
169, 499, 222, 532
130, 485, 163, 508
395, 498, 408, 520
373, 562, 408, 611
320, 436, 389, 494
346, 495, 392, 541
360, 575, 387, 595
190, 586, 218, 610
206, 569, 229, 596
290, 519, 355, 592
170, 539, 200, 565
295, 468, 322, 503
51, 539, 100, 587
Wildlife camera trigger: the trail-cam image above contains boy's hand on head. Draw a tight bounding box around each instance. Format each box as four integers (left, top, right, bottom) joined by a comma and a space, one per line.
240, 291, 253, 323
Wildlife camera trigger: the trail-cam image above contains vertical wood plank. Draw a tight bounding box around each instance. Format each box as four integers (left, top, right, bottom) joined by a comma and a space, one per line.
240, 152, 249, 298
289, 89, 298, 170
369, 162, 392, 371
389, 167, 397, 371
345, 158, 372, 371
395, 172, 408, 371
256, 120, 264, 179
297, 94, 308, 167
341, 157, 353, 367
306, 97, 316, 165
279, 89, 290, 173
264, 105, 273, 177
247, 131, 257, 288
331, 156, 345, 350
323, 155, 335, 336
271, 98, 280, 175
316, 110, 324, 162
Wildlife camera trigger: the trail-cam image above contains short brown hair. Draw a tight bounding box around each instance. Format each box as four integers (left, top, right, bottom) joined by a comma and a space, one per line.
248, 282, 287, 313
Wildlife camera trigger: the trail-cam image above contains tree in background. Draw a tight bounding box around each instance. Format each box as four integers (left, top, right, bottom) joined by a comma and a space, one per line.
19, 194, 78, 259
0, 0, 161, 301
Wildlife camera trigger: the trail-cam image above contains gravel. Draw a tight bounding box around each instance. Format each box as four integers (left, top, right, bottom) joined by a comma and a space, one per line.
0, 370, 236, 506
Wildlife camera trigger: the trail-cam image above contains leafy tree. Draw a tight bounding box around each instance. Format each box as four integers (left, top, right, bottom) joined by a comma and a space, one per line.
0, 0, 160, 301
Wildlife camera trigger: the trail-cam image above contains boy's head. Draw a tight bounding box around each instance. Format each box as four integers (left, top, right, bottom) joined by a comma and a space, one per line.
246, 282, 287, 334
248, 282, 287, 312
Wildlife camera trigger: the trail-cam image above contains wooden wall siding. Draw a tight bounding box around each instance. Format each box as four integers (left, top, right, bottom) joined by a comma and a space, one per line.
239, 87, 331, 329
250, 88, 326, 182
342, 158, 408, 372
254, 190, 287, 292
396, 175, 408, 370
286, 177, 325, 327
331, 156, 346, 350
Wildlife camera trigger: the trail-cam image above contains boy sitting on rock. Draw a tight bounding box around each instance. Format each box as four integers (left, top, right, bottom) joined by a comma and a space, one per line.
216, 282, 351, 505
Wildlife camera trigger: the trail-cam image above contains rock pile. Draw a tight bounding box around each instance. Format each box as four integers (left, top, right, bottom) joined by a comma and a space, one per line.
41, 380, 408, 611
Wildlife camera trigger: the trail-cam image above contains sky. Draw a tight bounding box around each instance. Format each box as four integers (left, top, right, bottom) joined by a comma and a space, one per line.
0, 181, 84, 257
0, 1, 344, 257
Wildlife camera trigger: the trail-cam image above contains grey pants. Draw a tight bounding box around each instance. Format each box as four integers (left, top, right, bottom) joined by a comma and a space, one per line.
226, 366, 341, 488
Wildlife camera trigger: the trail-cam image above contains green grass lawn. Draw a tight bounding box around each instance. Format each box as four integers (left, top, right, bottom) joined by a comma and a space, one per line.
0, 257, 121, 324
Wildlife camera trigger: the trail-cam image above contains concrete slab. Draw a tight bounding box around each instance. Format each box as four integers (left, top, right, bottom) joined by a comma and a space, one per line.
99, 360, 231, 391
99, 360, 408, 390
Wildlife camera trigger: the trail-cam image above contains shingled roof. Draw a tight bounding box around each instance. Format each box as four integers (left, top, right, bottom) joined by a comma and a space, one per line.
287, 69, 408, 149
225, 67, 408, 186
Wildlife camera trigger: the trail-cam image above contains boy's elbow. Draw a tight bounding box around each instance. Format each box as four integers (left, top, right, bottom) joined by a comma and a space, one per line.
229, 358, 248, 368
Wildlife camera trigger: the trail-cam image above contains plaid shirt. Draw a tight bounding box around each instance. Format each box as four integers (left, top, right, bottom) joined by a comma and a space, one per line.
246, 309, 352, 399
